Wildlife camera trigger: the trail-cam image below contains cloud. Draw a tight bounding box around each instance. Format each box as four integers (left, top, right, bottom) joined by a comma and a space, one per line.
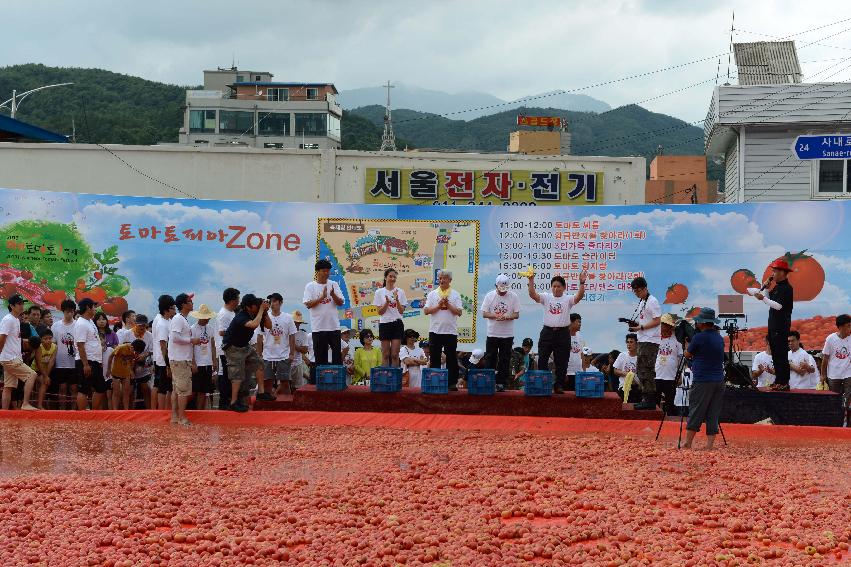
2, 0, 846, 121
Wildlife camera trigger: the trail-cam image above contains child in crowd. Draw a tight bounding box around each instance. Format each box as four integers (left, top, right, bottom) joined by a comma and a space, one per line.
31, 329, 56, 409
613, 334, 640, 403
109, 339, 146, 410
354, 329, 381, 385
399, 329, 427, 388
189, 305, 218, 409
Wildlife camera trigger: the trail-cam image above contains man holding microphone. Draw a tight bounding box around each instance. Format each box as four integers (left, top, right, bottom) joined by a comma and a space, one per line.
753, 260, 794, 391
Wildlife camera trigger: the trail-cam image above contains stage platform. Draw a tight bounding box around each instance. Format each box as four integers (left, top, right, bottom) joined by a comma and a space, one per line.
721, 387, 845, 427
253, 385, 663, 421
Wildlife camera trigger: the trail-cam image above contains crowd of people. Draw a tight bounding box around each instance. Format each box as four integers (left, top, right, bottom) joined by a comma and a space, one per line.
1, 257, 849, 430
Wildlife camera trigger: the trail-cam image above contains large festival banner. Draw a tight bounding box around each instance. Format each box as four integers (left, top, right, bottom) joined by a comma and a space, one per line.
0, 186, 846, 353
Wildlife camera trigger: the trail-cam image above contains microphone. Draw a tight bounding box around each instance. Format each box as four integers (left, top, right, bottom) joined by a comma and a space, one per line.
759, 275, 774, 292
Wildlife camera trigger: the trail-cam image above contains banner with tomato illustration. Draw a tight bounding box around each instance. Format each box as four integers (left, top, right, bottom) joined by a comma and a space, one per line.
0, 187, 848, 353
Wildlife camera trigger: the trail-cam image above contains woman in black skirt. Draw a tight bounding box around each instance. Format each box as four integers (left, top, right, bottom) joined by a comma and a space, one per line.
373, 268, 408, 367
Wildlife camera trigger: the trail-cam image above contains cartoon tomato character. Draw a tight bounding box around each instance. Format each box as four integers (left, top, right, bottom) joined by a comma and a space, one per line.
663, 283, 689, 304
730, 269, 759, 295
761, 250, 825, 302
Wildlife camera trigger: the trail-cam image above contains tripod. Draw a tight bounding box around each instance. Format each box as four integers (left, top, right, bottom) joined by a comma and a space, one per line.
655, 350, 727, 448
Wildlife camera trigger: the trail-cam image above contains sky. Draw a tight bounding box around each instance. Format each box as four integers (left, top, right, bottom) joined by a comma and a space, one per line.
2, 1, 851, 121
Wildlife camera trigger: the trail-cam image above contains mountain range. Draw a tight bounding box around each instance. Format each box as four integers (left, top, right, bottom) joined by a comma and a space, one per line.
0, 64, 716, 180
337, 82, 611, 119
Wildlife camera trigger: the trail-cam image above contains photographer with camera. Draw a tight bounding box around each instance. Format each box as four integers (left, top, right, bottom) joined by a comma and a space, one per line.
222, 294, 269, 413
682, 308, 726, 450
627, 277, 662, 410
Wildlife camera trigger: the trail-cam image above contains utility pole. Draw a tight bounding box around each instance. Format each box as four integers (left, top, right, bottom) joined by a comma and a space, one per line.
379, 80, 397, 152
0, 83, 73, 119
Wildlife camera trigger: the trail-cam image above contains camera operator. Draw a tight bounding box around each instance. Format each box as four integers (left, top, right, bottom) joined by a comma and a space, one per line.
752, 260, 793, 391
682, 308, 726, 450
628, 277, 662, 410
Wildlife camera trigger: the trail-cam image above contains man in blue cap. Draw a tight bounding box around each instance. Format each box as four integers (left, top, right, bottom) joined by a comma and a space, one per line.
682, 307, 726, 450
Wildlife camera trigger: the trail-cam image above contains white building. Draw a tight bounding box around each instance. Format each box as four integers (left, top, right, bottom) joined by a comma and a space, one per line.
0, 143, 646, 205
179, 67, 341, 150
704, 41, 851, 202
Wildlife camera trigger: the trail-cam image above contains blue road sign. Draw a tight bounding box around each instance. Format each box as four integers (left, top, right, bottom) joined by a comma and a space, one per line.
793, 134, 851, 159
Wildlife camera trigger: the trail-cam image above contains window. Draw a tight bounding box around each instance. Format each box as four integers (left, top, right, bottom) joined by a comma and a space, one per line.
295, 113, 327, 136
816, 160, 851, 194
189, 110, 216, 133
236, 75, 245, 83
266, 88, 289, 102
219, 110, 255, 135
327, 114, 341, 139
306, 88, 319, 100
255, 75, 261, 81
258, 113, 290, 136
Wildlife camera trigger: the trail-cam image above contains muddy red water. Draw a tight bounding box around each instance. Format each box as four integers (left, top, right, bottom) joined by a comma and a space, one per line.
0, 418, 848, 566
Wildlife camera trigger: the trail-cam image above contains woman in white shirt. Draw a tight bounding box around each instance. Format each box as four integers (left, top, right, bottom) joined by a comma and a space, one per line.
374, 268, 407, 368
399, 328, 427, 388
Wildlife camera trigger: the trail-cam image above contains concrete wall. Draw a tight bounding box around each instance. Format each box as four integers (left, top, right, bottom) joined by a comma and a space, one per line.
0, 143, 646, 205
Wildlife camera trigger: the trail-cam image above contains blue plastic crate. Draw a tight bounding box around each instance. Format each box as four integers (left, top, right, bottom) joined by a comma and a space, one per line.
370, 367, 403, 393
467, 368, 496, 396
316, 365, 347, 392
421, 367, 449, 394
523, 370, 553, 397
575, 371, 605, 398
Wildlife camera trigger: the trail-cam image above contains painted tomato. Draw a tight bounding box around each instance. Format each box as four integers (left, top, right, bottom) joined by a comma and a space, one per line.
101, 296, 128, 317
685, 306, 701, 319
663, 283, 688, 304
42, 290, 67, 309
730, 269, 759, 295
75, 286, 107, 305
761, 250, 825, 302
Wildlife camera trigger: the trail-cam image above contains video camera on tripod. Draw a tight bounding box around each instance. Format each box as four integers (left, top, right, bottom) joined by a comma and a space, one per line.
717, 294, 754, 389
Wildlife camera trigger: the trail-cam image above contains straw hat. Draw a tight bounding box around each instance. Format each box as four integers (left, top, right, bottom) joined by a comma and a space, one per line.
292, 310, 304, 323
189, 304, 216, 320
660, 313, 678, 327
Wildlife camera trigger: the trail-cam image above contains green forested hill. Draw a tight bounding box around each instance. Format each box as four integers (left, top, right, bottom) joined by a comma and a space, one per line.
1, 64, 715, 180
0, 64, 188, 144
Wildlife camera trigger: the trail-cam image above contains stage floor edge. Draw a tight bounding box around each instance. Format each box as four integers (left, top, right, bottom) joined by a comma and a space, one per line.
0, 410, 849, 441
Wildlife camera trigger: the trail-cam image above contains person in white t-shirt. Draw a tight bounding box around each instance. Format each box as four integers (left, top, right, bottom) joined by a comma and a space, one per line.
481, 273, 520, 392
787, 331, 818, 390
256, 293, 297, 398
340, 328, 354, 379
73, 298, 106, 410
751, 336, 776, 388
51, 298, 79, 410
303, 259, 344, 366
374, 268, 408, 368
188, 304, 217, 410
527, 270, 587, 394
820, 314, 851, 420
116, 310, 136, 345
290, 310, 310, 389
0, 294, 38, 410
565, 313, 587, 391
613, 333, 640, 402
399, 329, 428, 388
169, 293, 200, 426
655, 313, 684, 413
216, 287, 240, 409
627, 276, 662, 410
424, 270, 464, 390
153, 295, 176, 411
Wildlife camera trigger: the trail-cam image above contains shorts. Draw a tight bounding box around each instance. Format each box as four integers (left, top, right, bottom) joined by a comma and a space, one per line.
224, 345, 261, 383
2, 359, 37, 389
170, 360, 193, 397
51, 367, 78, 386
263, 359, 291, 383
192, 365, 215, 394
133, 373, 153, 386
379, 319, 405, 341
75, 360, 107, 395
154, 365, 173, 393
290, 361, 308, 388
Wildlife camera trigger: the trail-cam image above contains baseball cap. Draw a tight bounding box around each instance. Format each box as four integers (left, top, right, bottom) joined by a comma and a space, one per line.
7, 294, 25, 307
522, 337, 533, 347
581, 346, 592, 356
267, 292, 283, 302
469, 349, 485, 365
495, 274, 510, 292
